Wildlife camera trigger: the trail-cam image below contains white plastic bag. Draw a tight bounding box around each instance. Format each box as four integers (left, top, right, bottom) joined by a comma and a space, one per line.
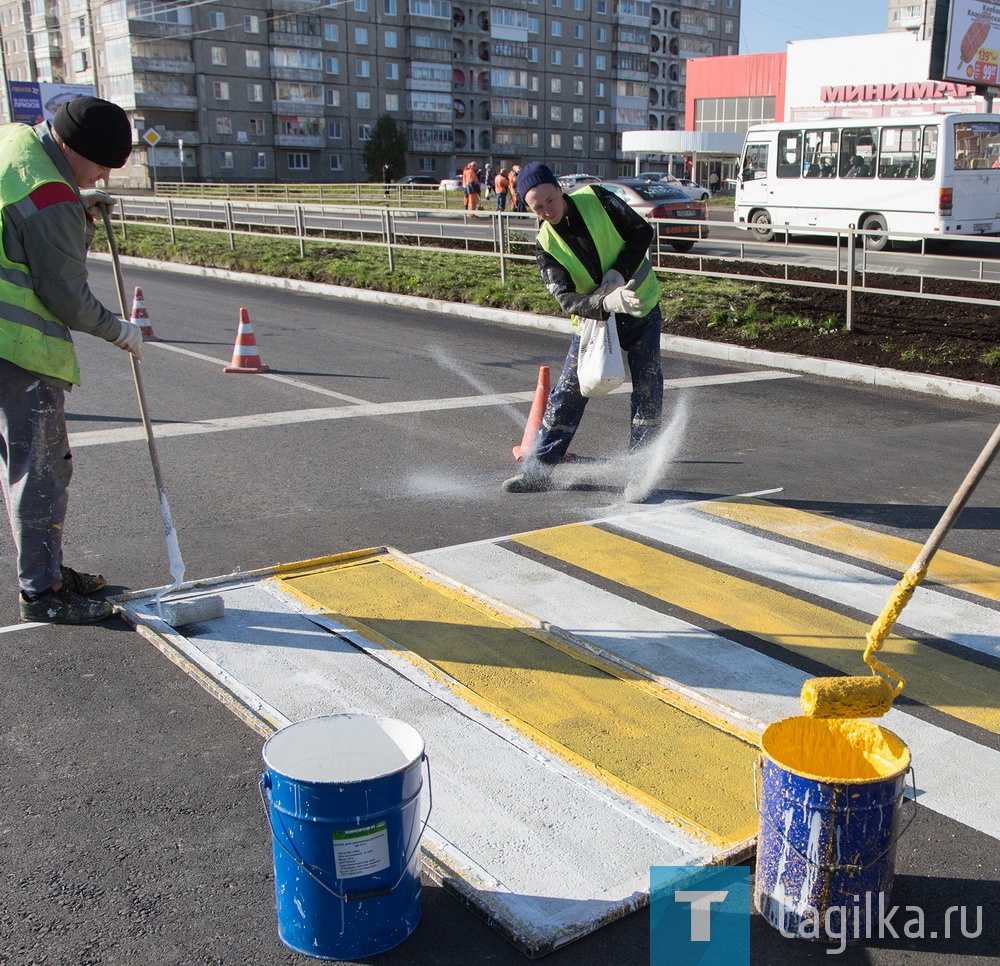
577, 317, 626, 397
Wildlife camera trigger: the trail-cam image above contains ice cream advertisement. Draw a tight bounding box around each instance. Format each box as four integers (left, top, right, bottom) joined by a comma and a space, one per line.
945, 0, 1000, 85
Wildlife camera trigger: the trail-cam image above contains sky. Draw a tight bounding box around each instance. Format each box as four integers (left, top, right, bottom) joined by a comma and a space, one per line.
739, 0, 894, 55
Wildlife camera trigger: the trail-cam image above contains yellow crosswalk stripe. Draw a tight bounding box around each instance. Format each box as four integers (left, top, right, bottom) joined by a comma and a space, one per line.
278, 554, 760, 848
698, 497, 1000, 603
513, 524, 1000, 735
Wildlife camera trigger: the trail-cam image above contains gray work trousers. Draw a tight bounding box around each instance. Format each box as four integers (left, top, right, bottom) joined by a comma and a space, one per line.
0, 359, 71, 595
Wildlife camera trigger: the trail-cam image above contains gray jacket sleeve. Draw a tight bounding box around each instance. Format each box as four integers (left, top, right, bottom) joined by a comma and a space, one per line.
12, 198, 122, 342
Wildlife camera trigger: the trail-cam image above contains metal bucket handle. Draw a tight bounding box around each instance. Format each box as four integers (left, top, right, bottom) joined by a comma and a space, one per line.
754, 757, 917, 875
259, 752, 433, 903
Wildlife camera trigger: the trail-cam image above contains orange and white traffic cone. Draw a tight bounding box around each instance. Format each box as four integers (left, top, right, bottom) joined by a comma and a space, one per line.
223, 307, 270, 374
130, 286, 157, 341
513, 365, 551, 461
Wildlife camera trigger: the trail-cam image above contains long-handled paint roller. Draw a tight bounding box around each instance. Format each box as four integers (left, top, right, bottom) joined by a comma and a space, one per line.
100, 205, 223, 626
801, 417, 1000, 718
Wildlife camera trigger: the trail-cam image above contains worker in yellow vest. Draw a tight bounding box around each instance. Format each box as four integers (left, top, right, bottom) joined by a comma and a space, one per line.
502, 162, 664, 502
0, 96, 143, 624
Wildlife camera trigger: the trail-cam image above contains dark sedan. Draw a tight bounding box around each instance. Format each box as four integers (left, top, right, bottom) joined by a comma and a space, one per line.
594, 179, 709, 252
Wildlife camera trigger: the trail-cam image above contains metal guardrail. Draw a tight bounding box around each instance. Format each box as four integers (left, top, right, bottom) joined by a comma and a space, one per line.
113, 193, 1000, 328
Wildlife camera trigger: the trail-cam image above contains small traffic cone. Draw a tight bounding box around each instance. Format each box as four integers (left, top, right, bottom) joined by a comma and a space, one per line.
513, 365, 550, 461
223, 307, 270, 374
130, 286, 157, 340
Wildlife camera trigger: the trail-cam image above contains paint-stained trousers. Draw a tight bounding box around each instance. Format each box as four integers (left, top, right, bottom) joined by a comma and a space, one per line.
0, 359, 71, 596
532, 305, 664, 466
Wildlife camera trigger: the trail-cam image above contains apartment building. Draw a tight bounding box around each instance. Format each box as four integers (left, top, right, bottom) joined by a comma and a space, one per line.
0, 0, 740, 185
887, 1, 938, 40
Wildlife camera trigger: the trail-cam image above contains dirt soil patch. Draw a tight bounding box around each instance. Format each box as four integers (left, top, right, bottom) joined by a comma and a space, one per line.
660, 261, 1000, 388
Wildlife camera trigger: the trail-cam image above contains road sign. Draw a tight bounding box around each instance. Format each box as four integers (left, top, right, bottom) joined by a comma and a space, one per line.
142, 129, 161, 146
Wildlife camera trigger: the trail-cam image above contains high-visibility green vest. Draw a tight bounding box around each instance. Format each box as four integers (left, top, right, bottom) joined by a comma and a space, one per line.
0, 123, 81, 385
537, 185, 662, 326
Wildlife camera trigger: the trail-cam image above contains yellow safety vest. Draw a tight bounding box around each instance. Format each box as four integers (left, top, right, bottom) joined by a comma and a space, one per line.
537, 185, 662, 326
0, 123, 81, 385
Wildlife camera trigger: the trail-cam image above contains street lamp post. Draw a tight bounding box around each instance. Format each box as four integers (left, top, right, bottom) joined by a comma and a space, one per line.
178, 138, 185, 187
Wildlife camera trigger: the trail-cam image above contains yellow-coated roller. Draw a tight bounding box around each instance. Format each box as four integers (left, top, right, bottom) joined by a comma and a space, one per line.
802, 419, 1000, 719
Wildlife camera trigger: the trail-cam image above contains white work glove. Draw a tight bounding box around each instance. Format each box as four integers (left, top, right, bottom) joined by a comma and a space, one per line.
600, 269, 625, 291
113, 319, 143, 362
602, 285, 644, 318
80, 188, 117, 211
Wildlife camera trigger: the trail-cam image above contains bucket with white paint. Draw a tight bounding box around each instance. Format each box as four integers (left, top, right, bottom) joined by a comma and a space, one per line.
260, 714, 429, 960
754, 716, 912, 944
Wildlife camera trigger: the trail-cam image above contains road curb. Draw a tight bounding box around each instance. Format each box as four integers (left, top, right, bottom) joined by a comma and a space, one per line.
95, 254, 1000, 408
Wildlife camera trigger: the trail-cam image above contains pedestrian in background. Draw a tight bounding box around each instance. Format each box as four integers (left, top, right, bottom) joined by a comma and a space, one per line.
494, 168, 509, 211
0, 96, 144, 624
382, 162, 391, 198
510, 164, 526, 212
502, 162, 664, 503
462, 161, 481, 217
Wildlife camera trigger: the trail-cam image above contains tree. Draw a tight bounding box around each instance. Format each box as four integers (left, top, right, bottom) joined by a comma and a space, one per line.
362, 115, 408, 183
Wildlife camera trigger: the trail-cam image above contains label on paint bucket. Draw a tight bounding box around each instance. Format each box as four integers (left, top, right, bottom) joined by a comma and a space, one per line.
332, 821, 390, 879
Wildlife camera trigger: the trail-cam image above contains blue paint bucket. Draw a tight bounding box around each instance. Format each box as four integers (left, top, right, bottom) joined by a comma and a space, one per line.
260, 714, 429, 961
754, 716, 912, 945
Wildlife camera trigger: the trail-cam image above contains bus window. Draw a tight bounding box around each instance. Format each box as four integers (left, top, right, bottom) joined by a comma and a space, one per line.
777, 130, 802, 178
741, 142, 769, 180
804, 128, 839, 178
954, 120, 1000, 168
921, 126, 937, 179
878, 126, 919, 179
839, 127, 876, 178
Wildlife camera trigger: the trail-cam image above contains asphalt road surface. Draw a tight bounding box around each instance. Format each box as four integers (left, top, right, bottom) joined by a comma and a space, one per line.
1, 261, 998, 965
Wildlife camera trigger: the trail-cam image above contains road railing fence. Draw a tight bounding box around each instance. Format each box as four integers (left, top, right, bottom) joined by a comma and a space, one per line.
114, 193, 1000, 329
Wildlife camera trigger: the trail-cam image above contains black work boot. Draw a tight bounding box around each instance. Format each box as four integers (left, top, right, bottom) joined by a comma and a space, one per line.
502, 467, 553, 493
60, 565, 108, 596
20, 586, 113, 624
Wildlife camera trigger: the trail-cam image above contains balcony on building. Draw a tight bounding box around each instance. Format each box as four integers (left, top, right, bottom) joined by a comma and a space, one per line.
274, 133, 326, 148
132, 56, 196, 74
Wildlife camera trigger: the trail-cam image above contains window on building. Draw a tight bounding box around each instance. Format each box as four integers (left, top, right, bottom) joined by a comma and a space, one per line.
252, 152, 267, 169
574, 24, 583, 38
595, 54, 606, 70
358, 124, 372, 140
328, 120, 343, 138
596, 0, 606, 11
248, 83, 264, 101
574, 0, 583, 8
357, 91, 371, 109
595, 135, 605, 150
597, 26, 606, 41
384, 0, 397, 13
246, 49, 260, 67
211, 46, 226, 65
574, 52, 584, 68
596, 108, 606, 123
216, 116, 232, 133
386, 93, 399, 110
724, 19, 733, 33
355, 27, 368, 44
330, 154, 344, 171
244, 15, 259, 33
385, 30, 397, 47
386, 62, 399, 79
326, 56, 340, 74
551, 105, 562, 121
327, 89, 341, 106
250, 117, 265, 135
551, 77, 561, 93
573, 107, 583, 123
324, 23, 339, 41
551, 49, 561, 65
214, 81, 230, 100
357, 60, 370, 78
573, 135, 583, 150
408, 0, 450, 19
550, 133, 561, 148
354, 0, 367, 9
209, 11, 225, 29
551, 21, 561, 36
218, 150, 234, 168
595, 82, 605, 97
288, 153, 310, 170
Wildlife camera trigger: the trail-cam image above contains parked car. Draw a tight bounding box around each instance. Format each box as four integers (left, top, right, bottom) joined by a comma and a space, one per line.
439, 176, 463, 191
396, 175, 439, 187
558, 173, 602, 189
670, 177, 712, 202
597, 179, 709, 252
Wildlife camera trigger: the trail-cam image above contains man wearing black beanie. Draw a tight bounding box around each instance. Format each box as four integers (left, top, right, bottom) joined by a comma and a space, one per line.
0, 96, 144, 624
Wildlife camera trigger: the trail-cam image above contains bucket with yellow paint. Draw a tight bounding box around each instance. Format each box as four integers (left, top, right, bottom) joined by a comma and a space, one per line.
754, 716, 912, 944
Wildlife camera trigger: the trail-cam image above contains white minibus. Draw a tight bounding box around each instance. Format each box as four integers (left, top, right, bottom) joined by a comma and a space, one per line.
734, 112, 1000, 250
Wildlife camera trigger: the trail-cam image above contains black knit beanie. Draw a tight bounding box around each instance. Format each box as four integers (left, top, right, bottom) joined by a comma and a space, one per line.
52, 97, 133, 169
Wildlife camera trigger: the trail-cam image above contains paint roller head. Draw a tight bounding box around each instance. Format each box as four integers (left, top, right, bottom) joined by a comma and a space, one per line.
800, 675, 896, 719
161, 595, 225, 628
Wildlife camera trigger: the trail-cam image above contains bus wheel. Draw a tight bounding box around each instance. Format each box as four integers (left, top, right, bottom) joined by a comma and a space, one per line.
669, 240, 695, 252
750, 210, 775, 241
862, 214, 889, 251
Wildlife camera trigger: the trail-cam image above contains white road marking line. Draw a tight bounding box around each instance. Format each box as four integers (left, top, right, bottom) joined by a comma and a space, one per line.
70, 370, 799, 448
0, 621, 49, 634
